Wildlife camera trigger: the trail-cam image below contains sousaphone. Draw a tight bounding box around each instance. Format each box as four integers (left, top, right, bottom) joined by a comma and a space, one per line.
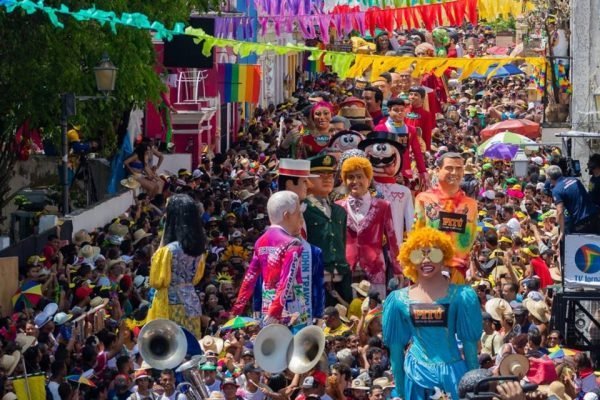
138, 319, 188, 370
254, 324, 325, 375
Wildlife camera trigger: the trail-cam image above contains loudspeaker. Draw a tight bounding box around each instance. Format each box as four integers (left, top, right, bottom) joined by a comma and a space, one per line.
163, 16, 215, 69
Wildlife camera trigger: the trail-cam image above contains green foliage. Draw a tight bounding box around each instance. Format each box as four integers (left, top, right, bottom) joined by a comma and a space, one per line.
0, 0, 214, 147
486, 17, 516, 33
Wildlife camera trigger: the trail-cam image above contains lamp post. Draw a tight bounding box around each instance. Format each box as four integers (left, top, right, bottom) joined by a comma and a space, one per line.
61, 53, 117, 215
512, 148, 529, 179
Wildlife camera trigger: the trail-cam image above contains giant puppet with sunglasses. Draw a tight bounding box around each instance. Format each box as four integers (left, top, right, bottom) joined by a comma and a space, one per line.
382, 227, 482, 400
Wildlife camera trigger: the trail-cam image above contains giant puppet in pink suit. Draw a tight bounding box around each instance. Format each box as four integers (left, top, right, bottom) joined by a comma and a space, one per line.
358, 131, 414, 252
336, 155, 401, 298
231, 191, 309, 327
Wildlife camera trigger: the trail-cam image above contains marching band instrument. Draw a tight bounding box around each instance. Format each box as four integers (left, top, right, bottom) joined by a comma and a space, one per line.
138, 319, 188, 370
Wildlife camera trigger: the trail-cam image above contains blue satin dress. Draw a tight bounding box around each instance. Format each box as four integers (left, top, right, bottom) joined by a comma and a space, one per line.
382, 284, 482, 400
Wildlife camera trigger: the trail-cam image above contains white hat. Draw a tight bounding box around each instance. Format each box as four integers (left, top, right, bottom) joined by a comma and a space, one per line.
351, 280, 371, 297
53, 312, 73, 326
278, 159, 318, 178
531, 156, 544, 166
0, 351, 21, 376
192, 169, 204, 179
134, 275, 148, 289
485, 298, 513, 322
15, 334, 37, 352
34, 311, 52, 329
199, 335, 224, 354
43, 302, 59, 317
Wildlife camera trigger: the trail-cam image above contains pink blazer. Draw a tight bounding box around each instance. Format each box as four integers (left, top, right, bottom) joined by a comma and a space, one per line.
336, 197, 401, 284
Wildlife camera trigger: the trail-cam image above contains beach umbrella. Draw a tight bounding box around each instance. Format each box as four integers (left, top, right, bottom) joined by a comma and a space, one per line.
66, 375, 96, 387
12, 282, 43, 311
469, 64, 525, 80
548, 347, 580, 359
482, 143, 519, 160
480, 119, 541, 140
477, 132, 538, 156
221, 316, 258, 331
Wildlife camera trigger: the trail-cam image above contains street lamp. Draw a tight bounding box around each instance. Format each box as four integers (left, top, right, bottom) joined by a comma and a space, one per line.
512, 148, 529, 178
61, 53, 118, 214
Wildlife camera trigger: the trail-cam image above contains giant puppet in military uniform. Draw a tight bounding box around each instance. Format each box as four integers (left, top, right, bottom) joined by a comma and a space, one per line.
303, 154, 352, 305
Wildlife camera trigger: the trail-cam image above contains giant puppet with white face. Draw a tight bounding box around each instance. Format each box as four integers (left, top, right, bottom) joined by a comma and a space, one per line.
359, 131, 414, 250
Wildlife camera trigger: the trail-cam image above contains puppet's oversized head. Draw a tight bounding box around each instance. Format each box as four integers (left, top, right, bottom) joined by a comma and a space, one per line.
329, 130, 365, 153
358, 131, 405, 177
398, 227, 454, 283
432, 28, 449, 57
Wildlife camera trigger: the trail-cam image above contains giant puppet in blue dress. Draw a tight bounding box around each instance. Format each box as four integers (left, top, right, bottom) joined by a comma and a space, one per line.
382, 227, 482, 400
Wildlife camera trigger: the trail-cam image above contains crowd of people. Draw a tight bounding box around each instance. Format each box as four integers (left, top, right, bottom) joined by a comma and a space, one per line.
2, 24, 600, 400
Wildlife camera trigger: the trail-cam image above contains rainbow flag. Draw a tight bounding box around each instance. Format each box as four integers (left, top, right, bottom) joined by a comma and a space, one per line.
218, 64, 261, 103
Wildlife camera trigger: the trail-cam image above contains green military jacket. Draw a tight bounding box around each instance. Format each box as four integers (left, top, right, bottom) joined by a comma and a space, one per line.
303, 196, 349, 273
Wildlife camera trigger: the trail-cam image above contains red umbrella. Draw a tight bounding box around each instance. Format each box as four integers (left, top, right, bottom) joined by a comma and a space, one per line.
486, 46, 509, 56
480, 119, 541, 141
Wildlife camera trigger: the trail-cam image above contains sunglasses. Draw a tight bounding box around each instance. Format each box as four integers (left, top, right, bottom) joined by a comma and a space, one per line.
409, 247, 444, 264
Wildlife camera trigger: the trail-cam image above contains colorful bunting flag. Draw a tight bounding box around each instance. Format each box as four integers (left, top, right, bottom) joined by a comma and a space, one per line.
218, 64, 261, 103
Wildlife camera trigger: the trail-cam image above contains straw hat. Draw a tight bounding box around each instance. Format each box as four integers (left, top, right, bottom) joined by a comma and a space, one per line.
15, 333, 36, 352
0, 351, 21, 376
73, 229, 92, 246
2, 393, 17, 400
335, 304, 350, 323
107, 258, 125, 268
199, 335, 224, 354
485, 298, 513, 322
499, 354, 529, 378
108, 223, 129, 238
79, 245, 101, 260
351, 377, 370, 390
90, 296, 109, 309
542, 381, 571, 400
238, 190, 255, 202
464, 163, 479, 175
121, 176, 140, 190
372, 376, 395, 389
132, 229, 152, 245
208, 392, 225, 400
523, 299, 550, 323
351, 280, 371, 297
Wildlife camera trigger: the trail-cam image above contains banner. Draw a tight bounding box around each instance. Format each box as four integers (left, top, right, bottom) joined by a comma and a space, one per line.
564, 234, 600, 288
218, 64, 261, 103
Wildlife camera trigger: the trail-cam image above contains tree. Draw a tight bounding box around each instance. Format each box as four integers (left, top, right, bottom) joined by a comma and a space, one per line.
0, 0, 218, 219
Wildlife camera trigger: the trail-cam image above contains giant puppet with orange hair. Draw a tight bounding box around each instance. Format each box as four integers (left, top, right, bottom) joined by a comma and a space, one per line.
383, 227, 482, 400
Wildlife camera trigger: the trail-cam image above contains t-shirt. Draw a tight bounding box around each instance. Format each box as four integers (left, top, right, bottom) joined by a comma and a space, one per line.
238, 387, 266, 400
323, 322, 351, 337
552, 177, 600, 229
481, 332, 503, 356
48, 381, 61, 400
530, 257, 553, 289
347, 298, 363, 320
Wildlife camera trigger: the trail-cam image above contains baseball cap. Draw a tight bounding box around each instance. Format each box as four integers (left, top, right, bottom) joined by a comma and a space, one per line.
221, 377, 238, 388
242, 349, 254, 358
200, 362, 217, 371
302, 376, 317, 388
243, 364, 262, 374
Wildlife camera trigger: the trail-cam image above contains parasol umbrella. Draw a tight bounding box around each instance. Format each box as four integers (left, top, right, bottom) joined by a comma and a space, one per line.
12, 281, 43, 311
469, 64, 525, 80
480, 119, 541, 140
66, 375, 96, 388
221, 316, 258, 331
482, 143, 519, 160
548, 347, 580, 359
486, 46, 509, 56
477, 132, 538, 156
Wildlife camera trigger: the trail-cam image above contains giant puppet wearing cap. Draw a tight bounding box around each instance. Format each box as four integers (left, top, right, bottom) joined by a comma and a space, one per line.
358, 131, 414, 253
414, 152, 478, 283
336, 155, 401, 298
382, 227, 482, 400
303, 154, 352, 305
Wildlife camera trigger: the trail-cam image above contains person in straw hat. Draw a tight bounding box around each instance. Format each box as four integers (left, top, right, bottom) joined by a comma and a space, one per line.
129, 368, 155, 399
146, 194, 207, 337
348, 280, 371, 320
383, 227, 482, 400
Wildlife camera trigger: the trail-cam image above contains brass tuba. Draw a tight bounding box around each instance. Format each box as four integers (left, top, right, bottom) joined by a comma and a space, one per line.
138, 319, 188, 370
254, 324, 326, 374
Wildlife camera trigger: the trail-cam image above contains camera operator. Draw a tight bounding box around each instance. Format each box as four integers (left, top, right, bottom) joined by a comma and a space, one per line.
546, 165, 600, 239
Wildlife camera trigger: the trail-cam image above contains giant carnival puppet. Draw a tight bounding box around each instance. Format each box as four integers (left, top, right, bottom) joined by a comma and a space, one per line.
303, 154, 352, 305
292, 101, 335, 159
232, 191, 309, 327
383, 227, 482, 400
372, 97, 429, 190
414, 152, 478, 284
275, 158, 325, 321
358, 130, 414, 251
336, 155, 401, 298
